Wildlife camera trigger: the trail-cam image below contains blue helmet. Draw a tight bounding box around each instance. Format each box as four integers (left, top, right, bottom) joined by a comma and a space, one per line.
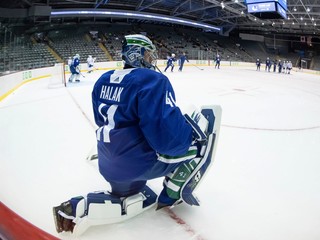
122, 34, 158, 70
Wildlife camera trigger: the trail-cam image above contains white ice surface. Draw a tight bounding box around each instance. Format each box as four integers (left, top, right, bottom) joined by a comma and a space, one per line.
1, 66, 320, 240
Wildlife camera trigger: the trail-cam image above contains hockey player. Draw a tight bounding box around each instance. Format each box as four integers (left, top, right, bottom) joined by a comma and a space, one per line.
282, 61, 288, 73
53, 34, 219, 235
164, 53, 176, 72
215, 54, 221, 69
178, 52, 189, 71
69, 54, 81, 83
256, 58, 261, 71
273, 59, 277, 72
265, 57, 271, 72
86, 55, 95, 73
278, 60, 283, 73
287, 60, 292, 74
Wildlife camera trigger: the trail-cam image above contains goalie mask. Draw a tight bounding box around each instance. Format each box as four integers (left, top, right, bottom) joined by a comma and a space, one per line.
122, 34, 158, 70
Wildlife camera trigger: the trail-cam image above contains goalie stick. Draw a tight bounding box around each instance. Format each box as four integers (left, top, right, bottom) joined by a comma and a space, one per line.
191, 64, 204, 70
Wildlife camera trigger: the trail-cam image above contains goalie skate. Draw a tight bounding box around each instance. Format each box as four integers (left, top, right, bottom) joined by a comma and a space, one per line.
180, 105, 222, 206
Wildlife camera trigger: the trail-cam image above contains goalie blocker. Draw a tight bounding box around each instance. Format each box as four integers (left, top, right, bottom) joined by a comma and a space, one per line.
53, 105, 221, 235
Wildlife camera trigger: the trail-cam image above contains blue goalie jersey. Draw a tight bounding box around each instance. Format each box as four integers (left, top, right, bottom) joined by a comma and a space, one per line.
92, 68, 193, 182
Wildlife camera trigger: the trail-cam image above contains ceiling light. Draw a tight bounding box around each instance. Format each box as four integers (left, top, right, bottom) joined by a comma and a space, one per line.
293, 7, 297, 11
51, 10, 221, 31
306, 7, 310, 12
300, 17, 303, 21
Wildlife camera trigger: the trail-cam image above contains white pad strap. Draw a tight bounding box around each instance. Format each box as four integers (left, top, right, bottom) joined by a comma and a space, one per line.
58, 210, 75, 220
75, 198, 86, 218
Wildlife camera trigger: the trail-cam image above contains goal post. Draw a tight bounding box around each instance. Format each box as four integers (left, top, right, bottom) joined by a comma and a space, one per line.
48, 63, 66, 88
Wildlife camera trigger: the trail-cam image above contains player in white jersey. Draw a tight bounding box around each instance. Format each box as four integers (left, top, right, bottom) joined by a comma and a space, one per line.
86, 55, 95, 73
282, 61, 287, 73
67, 57, 72, 68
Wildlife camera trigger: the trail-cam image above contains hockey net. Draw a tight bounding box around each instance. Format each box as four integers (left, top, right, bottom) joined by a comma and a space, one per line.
48, 63, 66, 88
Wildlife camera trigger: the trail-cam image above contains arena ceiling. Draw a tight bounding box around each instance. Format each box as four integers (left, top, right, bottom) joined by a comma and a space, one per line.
0, 0, 319, 36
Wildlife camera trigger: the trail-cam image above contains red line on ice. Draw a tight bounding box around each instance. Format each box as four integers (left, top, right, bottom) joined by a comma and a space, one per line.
164, 208, 205, 240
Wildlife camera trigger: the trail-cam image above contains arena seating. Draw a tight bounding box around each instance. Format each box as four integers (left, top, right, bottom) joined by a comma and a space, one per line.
0, 24, 318, 75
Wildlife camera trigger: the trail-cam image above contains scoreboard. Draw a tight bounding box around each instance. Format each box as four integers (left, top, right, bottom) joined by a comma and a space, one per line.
246, 0, 287, 19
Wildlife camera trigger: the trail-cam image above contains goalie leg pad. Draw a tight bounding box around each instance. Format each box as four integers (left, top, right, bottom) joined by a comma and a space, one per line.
159, 106, 222, 208
86, 193, 123, 219
72, 186, 157, 236
164, 157, 201, 200
180, 106, 222, 206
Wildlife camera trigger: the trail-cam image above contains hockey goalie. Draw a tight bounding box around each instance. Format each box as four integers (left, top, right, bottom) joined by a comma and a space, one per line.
53, 34, 222, 236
